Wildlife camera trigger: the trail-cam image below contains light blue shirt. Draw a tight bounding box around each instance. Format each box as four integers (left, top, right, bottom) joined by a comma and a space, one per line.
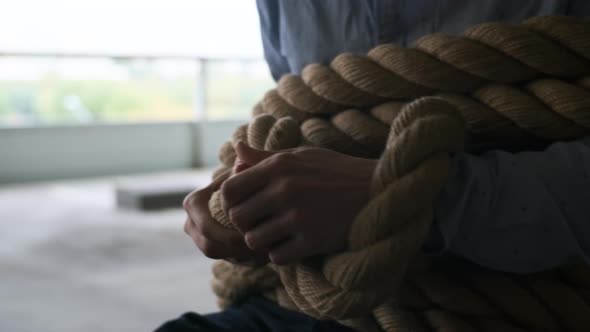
431, 139, 590, 273
257, 0, 590, 79
256, 0, 590, 273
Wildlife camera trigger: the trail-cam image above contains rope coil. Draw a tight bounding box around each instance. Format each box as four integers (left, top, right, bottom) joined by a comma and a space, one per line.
208, 16, 590, 331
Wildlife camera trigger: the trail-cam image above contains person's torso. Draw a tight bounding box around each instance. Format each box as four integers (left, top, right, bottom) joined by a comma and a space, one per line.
257, 0, 590, 80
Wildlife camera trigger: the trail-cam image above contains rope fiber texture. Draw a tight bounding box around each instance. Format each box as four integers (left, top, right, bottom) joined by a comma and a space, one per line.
207, 16, 590, 332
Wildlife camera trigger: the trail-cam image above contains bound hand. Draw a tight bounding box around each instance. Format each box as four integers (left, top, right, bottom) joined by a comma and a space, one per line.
221, 142, 376, 265
183, 171, 267, 264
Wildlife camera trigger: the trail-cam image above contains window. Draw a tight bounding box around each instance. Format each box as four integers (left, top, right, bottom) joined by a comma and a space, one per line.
0, 0, 275, 126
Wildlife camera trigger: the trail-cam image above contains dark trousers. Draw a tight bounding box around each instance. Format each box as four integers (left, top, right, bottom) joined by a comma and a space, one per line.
155, 296, 355, 332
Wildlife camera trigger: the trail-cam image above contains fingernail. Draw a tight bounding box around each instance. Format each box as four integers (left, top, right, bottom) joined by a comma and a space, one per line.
269, 253, 282, 265
244, 233, 255, 250
233, 158, 251, 173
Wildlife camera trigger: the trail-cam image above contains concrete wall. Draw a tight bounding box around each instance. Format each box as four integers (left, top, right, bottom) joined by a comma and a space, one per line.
195, 120, 246, 168
0, 120, 244, 184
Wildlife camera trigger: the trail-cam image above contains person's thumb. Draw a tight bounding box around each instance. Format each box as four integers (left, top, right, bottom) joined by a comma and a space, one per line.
233, 141, 275, 172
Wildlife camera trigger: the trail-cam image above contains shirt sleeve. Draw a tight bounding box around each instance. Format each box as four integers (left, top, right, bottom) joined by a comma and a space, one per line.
428, 137, 590, 273
256, 0, 377, 79
255, 0, 291, 81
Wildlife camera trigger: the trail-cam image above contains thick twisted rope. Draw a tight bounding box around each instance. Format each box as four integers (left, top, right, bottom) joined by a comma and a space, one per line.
211, 98, 464, 322
207, 16, 590, 332
252, 16, 590, 120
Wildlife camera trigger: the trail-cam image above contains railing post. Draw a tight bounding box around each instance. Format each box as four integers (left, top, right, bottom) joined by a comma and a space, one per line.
194, 58, 208, 121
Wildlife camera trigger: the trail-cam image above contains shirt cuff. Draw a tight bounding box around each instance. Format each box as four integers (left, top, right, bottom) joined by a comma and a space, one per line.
422, 152, 465, 255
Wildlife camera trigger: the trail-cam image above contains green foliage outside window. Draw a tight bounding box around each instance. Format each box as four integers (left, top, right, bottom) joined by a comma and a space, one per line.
0, 58, 274, 126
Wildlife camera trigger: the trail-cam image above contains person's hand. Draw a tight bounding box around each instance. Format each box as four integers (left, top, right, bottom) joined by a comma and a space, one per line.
221, 142, 377, 265
183, 171, 267, 265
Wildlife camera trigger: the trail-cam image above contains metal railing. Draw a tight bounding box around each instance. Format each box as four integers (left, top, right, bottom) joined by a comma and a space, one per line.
0, 52, 270, 125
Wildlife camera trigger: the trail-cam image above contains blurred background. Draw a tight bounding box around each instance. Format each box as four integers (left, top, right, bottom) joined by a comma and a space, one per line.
0, 1, 274, 331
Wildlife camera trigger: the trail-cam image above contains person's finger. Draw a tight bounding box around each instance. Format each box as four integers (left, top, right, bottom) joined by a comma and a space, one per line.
183, 184, 252, 255
244, 213, 293, 251
229, 188, 280, 233
193, 206, 249, 248
184, 216, 225, 258
192, 211, 251, 254
268, 236, 306, 265
183, 217, 192, 236
184, 170, 230, 211
192, 227, 237, 259
221, 151, 295, 209
185, 215, 259, 260
234, 141, 275, 166
233, 158, 251, 174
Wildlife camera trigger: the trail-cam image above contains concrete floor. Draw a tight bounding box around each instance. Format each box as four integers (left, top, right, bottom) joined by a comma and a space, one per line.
0, 170, 220, 332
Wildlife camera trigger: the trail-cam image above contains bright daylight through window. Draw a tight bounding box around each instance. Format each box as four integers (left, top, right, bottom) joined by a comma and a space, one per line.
0, 0, 274, 126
